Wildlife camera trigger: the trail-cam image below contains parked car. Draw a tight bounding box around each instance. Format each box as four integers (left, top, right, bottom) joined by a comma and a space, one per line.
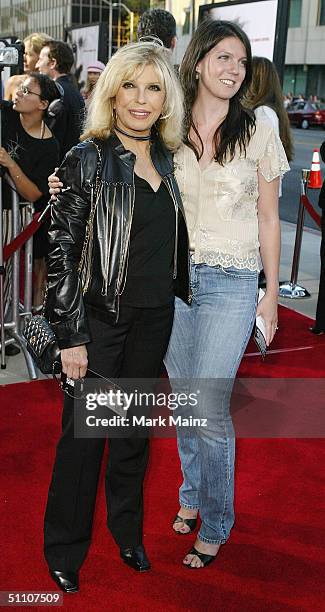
287, 101, 325, 129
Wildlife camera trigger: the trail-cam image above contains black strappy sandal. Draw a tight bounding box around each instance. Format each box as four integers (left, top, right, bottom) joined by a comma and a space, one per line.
173, 514, 198, 534
184, 546, 217, 569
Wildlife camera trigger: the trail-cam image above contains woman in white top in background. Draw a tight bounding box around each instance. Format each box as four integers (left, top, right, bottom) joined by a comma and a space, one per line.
165, 20, 290, 568
243, 56, 293, 197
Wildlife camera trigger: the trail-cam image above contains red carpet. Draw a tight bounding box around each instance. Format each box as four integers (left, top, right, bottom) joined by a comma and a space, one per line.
240, 304, 325, 377
0, 306, 324, 611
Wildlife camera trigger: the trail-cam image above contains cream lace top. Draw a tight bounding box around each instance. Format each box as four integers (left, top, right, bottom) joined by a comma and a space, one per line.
174, 120, 290, 271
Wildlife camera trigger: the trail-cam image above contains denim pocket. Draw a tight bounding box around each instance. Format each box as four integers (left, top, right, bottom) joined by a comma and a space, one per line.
220, 266, 258, 280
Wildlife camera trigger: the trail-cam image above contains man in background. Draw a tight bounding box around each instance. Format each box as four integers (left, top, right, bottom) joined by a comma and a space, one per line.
137, 8, 177, 52
36, 40, 84, 160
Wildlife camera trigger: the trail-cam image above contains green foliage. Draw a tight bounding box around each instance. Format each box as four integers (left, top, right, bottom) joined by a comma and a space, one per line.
125, 0, 150, 13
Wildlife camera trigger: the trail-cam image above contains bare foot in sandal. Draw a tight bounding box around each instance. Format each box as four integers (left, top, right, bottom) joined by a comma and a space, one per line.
183, 539, 221, 568
173, 507, 198, 534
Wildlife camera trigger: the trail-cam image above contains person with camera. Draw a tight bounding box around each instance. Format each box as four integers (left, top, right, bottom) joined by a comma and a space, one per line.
4, 32, 52, 101
0, 72, 60, 308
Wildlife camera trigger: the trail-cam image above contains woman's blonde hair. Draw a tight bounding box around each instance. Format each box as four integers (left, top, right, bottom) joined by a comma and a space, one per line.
81, 41, 184, 151
24, 32, 52, 55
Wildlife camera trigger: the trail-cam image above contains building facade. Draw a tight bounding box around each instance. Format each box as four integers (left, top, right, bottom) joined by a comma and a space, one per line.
0, 0, 69, 40
0, 1, 127, 42
284, 0, 325, 98
1, 0, 324, 98
170, 0, 325, 98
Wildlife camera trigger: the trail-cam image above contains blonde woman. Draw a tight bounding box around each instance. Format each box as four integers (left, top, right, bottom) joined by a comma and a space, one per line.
43, 41, 188, 593
4, 32, 52, 101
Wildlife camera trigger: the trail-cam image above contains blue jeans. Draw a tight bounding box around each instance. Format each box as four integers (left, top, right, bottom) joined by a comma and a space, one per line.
164, 262, 258, 544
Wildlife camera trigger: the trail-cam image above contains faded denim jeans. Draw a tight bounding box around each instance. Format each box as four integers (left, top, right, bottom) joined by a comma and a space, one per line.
164, 262, 258, 544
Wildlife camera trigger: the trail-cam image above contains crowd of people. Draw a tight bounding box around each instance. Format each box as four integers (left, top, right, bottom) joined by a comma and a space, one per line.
2, 36, 85, 315
0, 7, 322, 596
283, 92, 321, 109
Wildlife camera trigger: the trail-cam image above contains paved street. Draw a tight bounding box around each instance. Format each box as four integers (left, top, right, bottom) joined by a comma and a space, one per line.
281, 127, 324, 231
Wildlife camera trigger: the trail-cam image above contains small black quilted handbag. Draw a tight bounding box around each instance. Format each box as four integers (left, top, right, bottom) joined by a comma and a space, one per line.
23, 313, 61, 375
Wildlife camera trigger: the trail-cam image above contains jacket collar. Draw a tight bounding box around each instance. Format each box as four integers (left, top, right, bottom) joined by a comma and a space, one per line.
106, 131, 174, 178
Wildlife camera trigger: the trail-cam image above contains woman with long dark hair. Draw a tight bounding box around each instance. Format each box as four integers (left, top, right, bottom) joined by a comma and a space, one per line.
165, 20, 290, 568
243, 55, 293, 193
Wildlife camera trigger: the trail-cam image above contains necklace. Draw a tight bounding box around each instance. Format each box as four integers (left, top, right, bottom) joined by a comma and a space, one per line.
20, 117, 45, 139
114, 124, 152, 141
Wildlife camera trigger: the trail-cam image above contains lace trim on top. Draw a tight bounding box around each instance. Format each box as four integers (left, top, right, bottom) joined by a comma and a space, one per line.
196, 249, 260, 271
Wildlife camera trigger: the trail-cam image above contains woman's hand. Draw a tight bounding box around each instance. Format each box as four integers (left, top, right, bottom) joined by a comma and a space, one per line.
0, 147, 14, 169
61, 345, 88, 380
256, 291, 278, 346
48, 169, 63, 200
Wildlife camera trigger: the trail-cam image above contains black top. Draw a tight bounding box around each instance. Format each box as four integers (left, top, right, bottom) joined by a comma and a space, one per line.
52, 75, 85, 161
1, 106, 59, 211
121, 174, 176, 308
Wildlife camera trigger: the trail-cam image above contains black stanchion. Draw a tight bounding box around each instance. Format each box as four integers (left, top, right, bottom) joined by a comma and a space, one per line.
279, 168, 311, 299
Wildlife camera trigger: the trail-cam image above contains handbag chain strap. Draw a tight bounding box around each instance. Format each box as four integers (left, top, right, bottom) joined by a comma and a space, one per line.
78, 140, 102, 283
41, 282, 49, 317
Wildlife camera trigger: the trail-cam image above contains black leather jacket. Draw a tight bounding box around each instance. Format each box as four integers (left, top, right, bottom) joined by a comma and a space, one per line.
46, 134, 191, 349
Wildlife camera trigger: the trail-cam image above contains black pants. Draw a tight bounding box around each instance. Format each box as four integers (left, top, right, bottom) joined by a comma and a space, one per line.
315, 211, 325, 329
44, 302, 174, 572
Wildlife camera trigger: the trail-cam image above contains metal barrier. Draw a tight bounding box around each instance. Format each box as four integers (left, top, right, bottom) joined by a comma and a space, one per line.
279, 168, 313, 299
0, 174, 37, 379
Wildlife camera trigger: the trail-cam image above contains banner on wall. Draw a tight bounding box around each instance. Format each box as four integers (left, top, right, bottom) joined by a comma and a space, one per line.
67, 23, 108, 90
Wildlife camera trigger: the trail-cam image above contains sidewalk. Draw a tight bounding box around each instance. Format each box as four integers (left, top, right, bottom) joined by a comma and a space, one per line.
279, 220, 321, 319
0, 220, 321, 385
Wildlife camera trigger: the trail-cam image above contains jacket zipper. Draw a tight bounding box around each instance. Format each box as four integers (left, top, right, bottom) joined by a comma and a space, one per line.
162, 175, 178, 280
102, 183, 116, 295
116, 169, 136, 295
163, 175, 192, 305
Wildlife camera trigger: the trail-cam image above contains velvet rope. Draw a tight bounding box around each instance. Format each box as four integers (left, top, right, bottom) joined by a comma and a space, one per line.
3, 211, 47, 261
301, 194, 321, 228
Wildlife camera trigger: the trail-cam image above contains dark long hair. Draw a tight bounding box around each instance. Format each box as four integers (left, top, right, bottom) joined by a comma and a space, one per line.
180, 19, 255, 165
243, 56, 293, 161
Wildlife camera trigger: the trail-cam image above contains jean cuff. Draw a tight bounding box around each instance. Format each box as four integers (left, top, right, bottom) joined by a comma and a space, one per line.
179, 500, 199, 510
198, 532, 227, 545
